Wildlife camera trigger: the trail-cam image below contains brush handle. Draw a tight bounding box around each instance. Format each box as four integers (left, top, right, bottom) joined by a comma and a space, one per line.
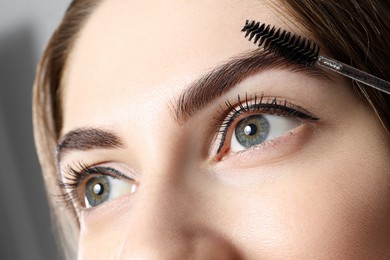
316, 56, 390, 95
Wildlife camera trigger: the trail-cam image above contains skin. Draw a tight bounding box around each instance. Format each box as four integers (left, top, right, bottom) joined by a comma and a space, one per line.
59, 0, 390, 259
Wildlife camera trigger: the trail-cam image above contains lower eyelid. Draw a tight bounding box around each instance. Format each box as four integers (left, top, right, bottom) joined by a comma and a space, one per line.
214, 123, 314, 167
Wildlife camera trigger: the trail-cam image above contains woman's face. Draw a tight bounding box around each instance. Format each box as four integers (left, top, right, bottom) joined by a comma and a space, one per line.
59, 0, 390, 258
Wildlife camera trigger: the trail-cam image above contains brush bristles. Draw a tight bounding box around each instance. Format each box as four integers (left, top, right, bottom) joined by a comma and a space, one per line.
242, 20, 320, 66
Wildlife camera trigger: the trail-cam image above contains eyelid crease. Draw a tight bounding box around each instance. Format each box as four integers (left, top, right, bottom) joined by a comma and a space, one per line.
63, 163, 132, 186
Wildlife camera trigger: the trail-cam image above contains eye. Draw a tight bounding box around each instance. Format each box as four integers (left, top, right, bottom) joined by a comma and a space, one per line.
60, 164, 137, 209
84, 174, 137, 208
213, 94, 318, 157
231, 114, 300, 152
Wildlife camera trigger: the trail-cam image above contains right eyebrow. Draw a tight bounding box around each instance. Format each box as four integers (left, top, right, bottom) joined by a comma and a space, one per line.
56, 128, 124, 162
173, 49, 329, 124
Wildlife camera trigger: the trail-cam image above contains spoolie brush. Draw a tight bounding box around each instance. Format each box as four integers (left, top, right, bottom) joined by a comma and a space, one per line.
241, 20, 390, 94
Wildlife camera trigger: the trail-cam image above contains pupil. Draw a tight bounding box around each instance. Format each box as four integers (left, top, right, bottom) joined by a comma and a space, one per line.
244, 124, 257, 135
85, 176, 110, 207
93, 183, 104, 195
234, 115, 270, 148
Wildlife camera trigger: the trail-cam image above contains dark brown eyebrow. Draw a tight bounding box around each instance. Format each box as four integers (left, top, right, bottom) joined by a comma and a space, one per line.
56, 128, 124, 162
173, 49, 328, 124
57, 50, 327, 161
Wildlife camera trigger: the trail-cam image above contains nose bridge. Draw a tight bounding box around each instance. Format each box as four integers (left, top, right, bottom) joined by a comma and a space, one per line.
118, 172, 193, 258
116, 167, 240, 259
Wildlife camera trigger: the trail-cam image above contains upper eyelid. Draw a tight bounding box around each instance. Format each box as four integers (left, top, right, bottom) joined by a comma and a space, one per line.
216, 94, 318, 125
85, 166, 134, 180
61, 163, 133, 187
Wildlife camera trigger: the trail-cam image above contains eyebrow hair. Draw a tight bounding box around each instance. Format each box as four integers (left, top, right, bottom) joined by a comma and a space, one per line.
56, 128, 124, 162
173, 49, 328, 124
56, 50, 327, 161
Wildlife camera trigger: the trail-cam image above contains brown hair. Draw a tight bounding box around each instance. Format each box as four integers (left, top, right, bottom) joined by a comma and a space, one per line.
281, 0, 390, 132
32, 0, 390, 258
33, 1, 101, 258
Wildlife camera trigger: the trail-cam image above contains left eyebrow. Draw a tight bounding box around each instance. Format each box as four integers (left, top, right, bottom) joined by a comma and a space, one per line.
173, 50, 328, 124
56, 128, 124, 162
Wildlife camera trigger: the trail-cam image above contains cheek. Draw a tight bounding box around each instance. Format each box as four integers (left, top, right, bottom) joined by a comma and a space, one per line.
77, 199, 131, 259
227, 151, 390, 258
78, 221, 122, 259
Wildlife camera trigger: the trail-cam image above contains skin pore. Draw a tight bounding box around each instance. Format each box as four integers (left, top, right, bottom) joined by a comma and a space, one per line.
59, 0, 390, 258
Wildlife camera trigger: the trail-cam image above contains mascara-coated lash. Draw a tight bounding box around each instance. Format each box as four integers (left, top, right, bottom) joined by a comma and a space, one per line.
58, 163, 132, 210
214, 93, 318, 154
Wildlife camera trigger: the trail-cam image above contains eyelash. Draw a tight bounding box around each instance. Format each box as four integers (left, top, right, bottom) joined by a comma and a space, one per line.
58, 93, 317, 209
58, 163, 131, 211
214, 93, 318, 154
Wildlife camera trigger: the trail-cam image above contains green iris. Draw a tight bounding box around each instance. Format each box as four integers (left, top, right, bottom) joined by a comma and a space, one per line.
85, 176, 110, 207
235, 115, 270, 148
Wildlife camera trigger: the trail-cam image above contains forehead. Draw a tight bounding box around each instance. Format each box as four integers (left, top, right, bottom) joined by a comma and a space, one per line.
61, 0, 297, 133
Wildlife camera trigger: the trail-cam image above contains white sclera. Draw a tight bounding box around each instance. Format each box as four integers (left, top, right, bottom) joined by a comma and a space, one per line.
230, 114, 300, 152
109, 178, 137, 200
85, 177, 137, 208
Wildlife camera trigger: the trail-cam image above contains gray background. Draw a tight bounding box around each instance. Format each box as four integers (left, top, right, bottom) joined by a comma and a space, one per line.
0, 1, 71, 259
